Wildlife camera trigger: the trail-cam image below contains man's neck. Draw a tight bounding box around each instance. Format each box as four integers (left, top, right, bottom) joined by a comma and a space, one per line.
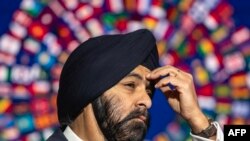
70, 104, 106, 141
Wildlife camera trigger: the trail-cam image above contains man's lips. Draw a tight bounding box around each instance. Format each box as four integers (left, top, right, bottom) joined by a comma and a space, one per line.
137, 115, 147, 123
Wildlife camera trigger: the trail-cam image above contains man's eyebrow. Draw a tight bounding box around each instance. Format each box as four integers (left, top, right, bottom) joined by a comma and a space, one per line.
126, 72, 153, 90
126, 72, 143, 80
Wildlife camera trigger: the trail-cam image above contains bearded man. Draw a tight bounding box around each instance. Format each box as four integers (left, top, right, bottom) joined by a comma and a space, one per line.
47, 29, 223, 141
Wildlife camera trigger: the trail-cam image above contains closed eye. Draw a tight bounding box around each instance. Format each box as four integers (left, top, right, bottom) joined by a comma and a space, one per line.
146, 89, 152, 95
146, 84, 154, 98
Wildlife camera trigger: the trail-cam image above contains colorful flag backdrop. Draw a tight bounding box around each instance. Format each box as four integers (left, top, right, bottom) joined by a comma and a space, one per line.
0, 0, 250, 141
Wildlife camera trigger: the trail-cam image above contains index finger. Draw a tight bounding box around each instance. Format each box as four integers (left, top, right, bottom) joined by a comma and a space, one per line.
146, 65, 179, 80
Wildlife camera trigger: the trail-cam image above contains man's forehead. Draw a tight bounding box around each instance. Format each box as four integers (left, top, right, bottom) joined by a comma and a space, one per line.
122, 65, 151, 83
131, 65, 151, 74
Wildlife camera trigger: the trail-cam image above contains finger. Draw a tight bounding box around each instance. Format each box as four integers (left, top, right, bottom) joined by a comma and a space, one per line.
147, 72, 177, 88
147, 68, 179, 80
152, 65, 182, 74
158, 85, 173, 94
155, 75, 183, 90
148, 65, 172, 77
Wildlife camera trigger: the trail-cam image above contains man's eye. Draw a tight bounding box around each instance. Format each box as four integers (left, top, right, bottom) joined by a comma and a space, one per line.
146, 89, 152, 95
124, 83, 135, 89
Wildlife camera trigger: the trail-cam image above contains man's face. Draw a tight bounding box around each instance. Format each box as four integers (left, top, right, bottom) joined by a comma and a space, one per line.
92, 65, 154, 141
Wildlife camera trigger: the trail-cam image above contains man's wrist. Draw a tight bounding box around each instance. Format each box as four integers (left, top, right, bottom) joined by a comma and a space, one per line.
186, 112, 210, 133
191, 119, 217, 139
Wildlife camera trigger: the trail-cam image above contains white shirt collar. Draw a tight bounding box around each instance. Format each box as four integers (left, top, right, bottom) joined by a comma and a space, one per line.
63, 126, 83, 141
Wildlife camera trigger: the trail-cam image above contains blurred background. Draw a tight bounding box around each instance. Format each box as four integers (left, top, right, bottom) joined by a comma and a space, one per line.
0, 0, 250, 140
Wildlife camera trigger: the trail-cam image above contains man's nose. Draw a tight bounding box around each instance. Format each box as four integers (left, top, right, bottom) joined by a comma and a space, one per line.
136, 89, 152, 109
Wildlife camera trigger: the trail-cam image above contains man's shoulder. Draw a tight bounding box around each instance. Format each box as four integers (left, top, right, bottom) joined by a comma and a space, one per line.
46, 129, 68, 141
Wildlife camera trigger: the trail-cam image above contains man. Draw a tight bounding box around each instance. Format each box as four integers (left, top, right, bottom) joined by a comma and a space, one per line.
47, 29, 223, 141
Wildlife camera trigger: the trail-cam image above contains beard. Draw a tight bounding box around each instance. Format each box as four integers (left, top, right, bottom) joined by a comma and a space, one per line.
92, 95, 150, 141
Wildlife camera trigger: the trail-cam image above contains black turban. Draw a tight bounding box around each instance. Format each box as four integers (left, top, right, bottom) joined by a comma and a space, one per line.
57, 29, 159, 128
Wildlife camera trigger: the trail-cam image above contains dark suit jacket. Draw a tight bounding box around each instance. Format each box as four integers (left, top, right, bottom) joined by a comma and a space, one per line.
46, 129, 68, 141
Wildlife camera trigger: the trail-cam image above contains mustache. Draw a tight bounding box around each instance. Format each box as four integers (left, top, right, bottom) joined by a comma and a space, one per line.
119, 108, 149, 124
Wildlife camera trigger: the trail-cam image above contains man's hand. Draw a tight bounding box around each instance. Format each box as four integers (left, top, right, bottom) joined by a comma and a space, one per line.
146, 65, 211, 134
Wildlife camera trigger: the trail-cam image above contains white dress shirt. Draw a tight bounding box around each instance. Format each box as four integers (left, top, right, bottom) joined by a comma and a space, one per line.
63, 122, 224, 141
63, 126, 83, 141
